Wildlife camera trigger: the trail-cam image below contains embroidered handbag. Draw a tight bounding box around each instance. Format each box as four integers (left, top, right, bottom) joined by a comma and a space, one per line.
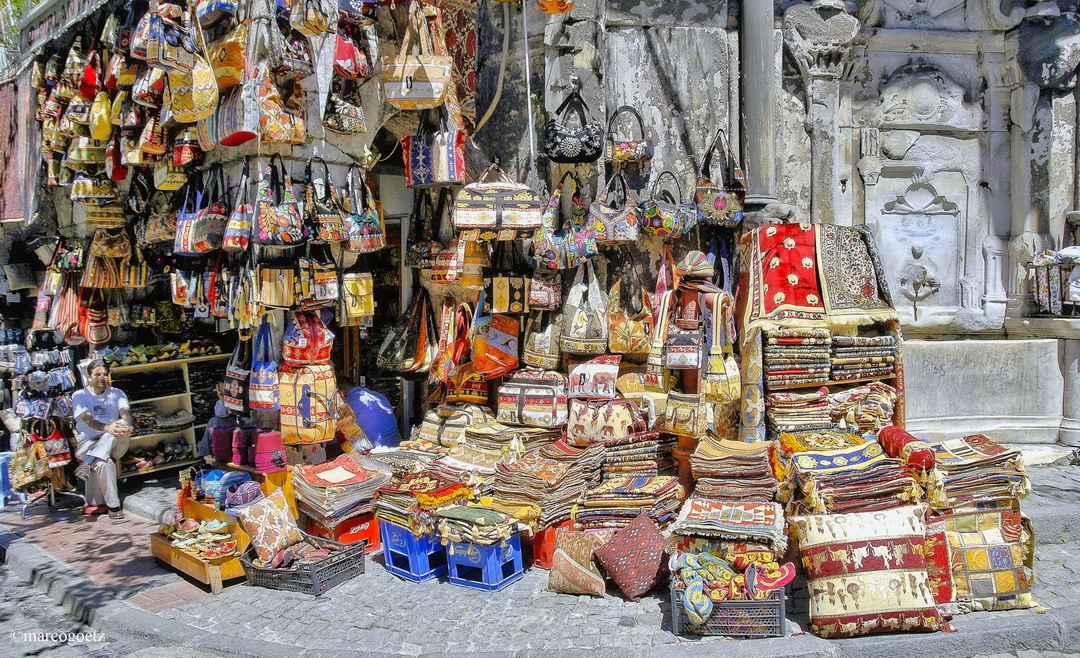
454, 164, 544, 241
259, 264, 297, 309
254, 154, 304, 246
304, 158, 346, 243
174, 165, 227, 255
642, 170, 698, 238
606, 105, 653, 162
608, 275, 652, 355
380, 2, 453, 110
70, 171, 117, 205
566, 398, 646, 447
431, 240, 463, 284
342, 165, 386, 253
664, 391, 709, 438
531, 171, 595, 270
567, 354, 620, 399
222, 338, 251, 412
166, 37, 219, 124
173, 125, 202, 166
496, 369, 568, 428
663, 289, 706, 370
543, 89, 603, 164
483, 241, 530, 315
340, 271, 375, 325
249, 314, 279, 411
560, 261, 607, 355
402, 111, 467, 188
144, 191, 177, 243
323, 78, 367, 135
460, 239, 489, 290
269, 13, 316, 79
282, 310, 335, 365
701, 291, 740, 404
140, 114, 168, 155
590, 173, 641, 245
222, 159, 253, 252
471, 288, 519, 380
133, 67, 165, 107
279, 364, 337, 444
154, 160, 187, 191
522, 310, 562, 370
67, 137, 108, 165
406, 189, 439, 269
529, 271, 562, 310
695, 128, 745, 227
333, 26, 369, 79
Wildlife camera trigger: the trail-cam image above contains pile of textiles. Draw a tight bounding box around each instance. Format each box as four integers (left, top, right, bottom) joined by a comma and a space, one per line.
366, 449, 438, 478
766, 387, 835, 434
829, 335, 897, 381
929, 434, 1031, 505
291, 455, 392, 527
435, 498, 541, 545
762, 328, 831, 387
690, 436, 777, 502
426, 443, 508, 494
488, 442, 604, 528
576, 475, 686, 530
601, 431, 676, 479
787, 442, 922, 514
669, 498, 788, 553
373, 470, 474, 535
827, 382, 898, 432
465, 422, 562, 455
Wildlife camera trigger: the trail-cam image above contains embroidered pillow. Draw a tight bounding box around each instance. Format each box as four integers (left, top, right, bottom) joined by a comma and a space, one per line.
238, 488, 303, 564
790, 505, 943, 639
593, 512, 667, 600
548, 529, 614, 597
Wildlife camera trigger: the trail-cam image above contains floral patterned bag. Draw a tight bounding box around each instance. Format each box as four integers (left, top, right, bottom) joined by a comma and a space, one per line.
608, 275, 652, 355
695, 128, 745, 227
531, 171, 595, 270
560, 261, 607, 355
253, 154, 304, 246
342, 164, 386, 253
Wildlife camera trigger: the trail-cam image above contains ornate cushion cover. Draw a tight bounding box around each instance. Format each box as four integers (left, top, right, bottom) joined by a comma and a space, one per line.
938, 499, 1034, 611
790, 505, 943, 638
238, 488, 303, 563
922, 515, 956, 612
548, 529, 614, 597
593, 511, 667, 600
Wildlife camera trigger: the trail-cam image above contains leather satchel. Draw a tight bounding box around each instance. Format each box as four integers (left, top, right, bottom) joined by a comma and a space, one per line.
566, 398, 646, 447
590, 173, 641, 245
496, 369, 568, 428
544, 89, 603, 164
560, 261, 607, 356
606, 105, 653, 162
695, 128, 745, 227
380, 2, 453, 110
642, 170, 698, 238
453, 164, 544, 241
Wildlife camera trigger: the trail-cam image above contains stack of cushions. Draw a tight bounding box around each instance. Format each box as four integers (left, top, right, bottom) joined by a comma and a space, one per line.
435, 503, 534, 545
547, 529, 616, 597
766, 388, 834, 434
373, 470, 474, 535
291, 455, 392, 528
789, 442, 922, 514
466, 422, 562, 455
928, 434, 1031, 505
668, 499, 787, 554
488, 443, 603, 528
600, 431, 676, 479
789, 505, 944, 638
829, 335, 897, 381
827, 382, 899, 433
426, 443, 508, 493
762, 328, 831, 388
690, 436, 776, 502
238, 489, 304, 566
576, 476, 686, 530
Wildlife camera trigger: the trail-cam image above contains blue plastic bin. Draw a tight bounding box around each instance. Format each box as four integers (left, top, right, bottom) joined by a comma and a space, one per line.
446, 534, 524, 592
380, 520, 447, 583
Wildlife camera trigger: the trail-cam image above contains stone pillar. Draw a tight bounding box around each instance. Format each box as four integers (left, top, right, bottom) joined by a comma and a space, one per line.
1062, 339, 1080, 447
740, 0, 777, 206
782, 0, 859, 223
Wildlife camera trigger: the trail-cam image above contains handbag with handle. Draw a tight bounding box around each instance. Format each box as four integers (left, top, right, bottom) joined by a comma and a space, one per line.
323, 77, 367, 135
223, 336, 252, 413
664, 288, 706, 370
333, 24, 369, 79
258, 263, 297, 309
608, 270, 652, 355
483, 241, 530, 315
342, 165, 386, 253
522, 309, 562, 370
249, 314, 280, 411
405, 189, 439, 269
144, 191, 177, 244
282, 310, 335, 365
297, 243, 339, 310
664, 391, 709, 438
567, 354, 621, 399
496, 368, 568, 428
278, 363, 337, 444
223, 158, 253, 252
339, 271, 374, 326
560, 261, 607, 356
566, 398, 646, 447
174, 164, 227, 255
428, 297, 470, 386
167, 7, 219, 123
701, 291, 740, 404
531, 171, 596, 270
543, 89, 603, 164
590, 173, 641, 245
254, 154, 305, 246
402, 109, 467, 188
471, 288, 519, 380
642, 170, 699, 238
695, 128, 745, 227
453, 164, 544, 241
380, 2, 453, 110
377, 288, 436, 374
529, 271, 562, 310
303, 158, 346, 243
606, 105, 653, 162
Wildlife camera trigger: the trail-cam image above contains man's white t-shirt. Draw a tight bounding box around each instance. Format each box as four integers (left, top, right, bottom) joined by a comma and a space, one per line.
72, 386, 130, 442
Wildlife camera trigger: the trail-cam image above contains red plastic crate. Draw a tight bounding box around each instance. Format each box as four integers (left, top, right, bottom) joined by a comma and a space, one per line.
522, 519, 574, 569
307, 513, 381, 554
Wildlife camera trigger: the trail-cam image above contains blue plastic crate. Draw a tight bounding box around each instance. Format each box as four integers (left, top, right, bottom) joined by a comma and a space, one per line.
380, 520, 447, 583
446, 534, 524, 592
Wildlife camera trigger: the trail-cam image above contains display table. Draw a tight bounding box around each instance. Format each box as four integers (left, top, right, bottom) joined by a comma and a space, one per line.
149, 495, 250, 594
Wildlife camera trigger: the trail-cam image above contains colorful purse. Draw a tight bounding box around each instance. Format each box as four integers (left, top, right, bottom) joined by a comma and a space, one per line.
522, 310, 562, 370
154, 161, 187, 191
405, 189, 439, 269
216, 70, 260, 145
496, 369, 568, 428
342, 165, 386, 253
560, 260, 607, 356
304, 158, 346, 243
249, 314, 279, 411
590, 173, 641, 245
379, 2, 453, 110
340, 271, 374, 325
606, 105, 653, 162
567, 354, 620, 399
166, 28, 219, 124
377, 288, 436, 374
333, 25, 369, 79
222, 159, 253, 252
323, 78, 367, 134
269, 14, 316, 79
445, 363, 489, 405
174, 164, 227, 255
453, 164, 544, 241
529, 271, 562, 310
254, 154, 304, 246
608, 275, 652, 355
695, 128, 745, 227
279, 364, 337, 445
642, 170, 699, 238
531, 171, 595, 270
402, 110, 467, 188
259, 264, 297, 309
483, 241, 530, 315
664, 290, 705, 370
471, 288, 519, 380
144, 191, 178, 244
664, 391, 709, 438
210, 20, 247, 90
70, 171, 117, 205
543, 89, 603, 164
701, 291, 740, 404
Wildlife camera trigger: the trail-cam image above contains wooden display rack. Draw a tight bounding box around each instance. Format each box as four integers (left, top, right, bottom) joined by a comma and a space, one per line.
148, 495, 250, 595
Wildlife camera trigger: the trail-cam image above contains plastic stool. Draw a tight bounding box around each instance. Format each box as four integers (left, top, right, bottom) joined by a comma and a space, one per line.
380, 520, 447, 583
446, 534, 524, 591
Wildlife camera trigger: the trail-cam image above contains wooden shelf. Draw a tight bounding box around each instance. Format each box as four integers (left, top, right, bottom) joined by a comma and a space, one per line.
129, 428, 195, 442
118, 457, 201, 479
111, 353, 228, 374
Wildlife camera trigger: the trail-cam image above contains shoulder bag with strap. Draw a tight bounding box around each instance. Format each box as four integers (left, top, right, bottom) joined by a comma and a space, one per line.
254, 154, 304, 246
249, 314, 280, 411
531, 171, 595, 270
342, 164, 386, 253
560, 260, 607, 356
223, 336, 252, 412
223, 158, 253, 252
543, 89, 603, 164
606, 105, 653, 162
453, 163, 544, 241
642, 170, 698, 238
379, 2, 453, 110
522, 309, 562, 370
695, 128, 745, 227
304, 158, 346, 243
701, 291, 740, 404
471, 288, 519, 380
590, 173, 641, 245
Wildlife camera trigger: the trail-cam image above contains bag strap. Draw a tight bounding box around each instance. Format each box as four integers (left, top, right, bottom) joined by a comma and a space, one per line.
553, 88, 593, 125
253, 313, 273, 362
701, 128, 729, 183
651, 170, 683, 203
606, 105, 645, 141
602, 173, 634, 207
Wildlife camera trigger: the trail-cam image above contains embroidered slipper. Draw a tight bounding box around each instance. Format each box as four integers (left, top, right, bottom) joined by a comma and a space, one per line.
681, 569, 713, 622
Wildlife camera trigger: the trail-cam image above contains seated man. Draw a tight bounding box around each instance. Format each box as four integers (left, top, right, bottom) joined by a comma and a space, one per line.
73, 359, 133, 520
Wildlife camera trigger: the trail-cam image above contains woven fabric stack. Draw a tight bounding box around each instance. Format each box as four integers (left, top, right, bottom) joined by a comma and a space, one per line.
292, 455, 392, 529
488, 444, 603, 528
576, 475, 686, 530
466, 422, 562, 455
928, 434, 1031, 505
766, 387, 834, 434
827, 382, 899, 433
436, 500, 540, 545
373, 470, 474, 535
426, 443, 508, 493
690, 436, 777, 502
669, 498, 788, 554
762, 328, 831, 388
600, 431, 676, 479
788, 442, 922, 514
829, 335, 897, 381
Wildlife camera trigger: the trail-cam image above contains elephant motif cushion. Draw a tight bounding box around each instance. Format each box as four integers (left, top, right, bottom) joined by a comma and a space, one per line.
594, 511, 668, 600
548, 529, 615, 597
789, 505, 943, 639
567, 354, 621, 399
238, 488, 303, 564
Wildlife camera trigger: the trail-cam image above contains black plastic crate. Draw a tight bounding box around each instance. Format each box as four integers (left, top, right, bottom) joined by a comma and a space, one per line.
671, 584, 786, 637
240, 532, 365, 596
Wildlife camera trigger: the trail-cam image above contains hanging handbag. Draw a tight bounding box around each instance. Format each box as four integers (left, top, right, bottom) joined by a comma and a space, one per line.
695, 128, 746, 227
89, 92, 113, 140
70, 171, 117, 205
608, 275, 652, 355
269, 10, 316, 79
590, 173, 641, 245
529, 271, 562, 310
254, 154, 304, 246
560, 260, 607, 355
210, 20, 247, 90
298, 243, 340, 310
216, 69, 260, 145
282, 310, 335, 365
173, 125, 203, 166
197, 0, 237, 26
144, 191, 177, 244
431, 240, 463, 284
259, 264, 297, 309
154, 160, 187, 191
121, 247, 150, 287
342, 165, 386, 253
428, 297, 466, 385
471, 288, 519, 380
496, 368, 568, 428
566, 398, 646, 447
543, 89, 603, 164
701, 292, 740, 404
175, 164, 227, 255
377, 289, 435, 373
664, 289, 706, 370
567, 354, 620, 399
290, 0, 329, 37
222, 159, 253, 252
323, 78, 367, 134
380, 2, 453, 110
249, 314, 279, 411
531, 171, 595, 270
304, 158, 346, 243
445, 363, 488, 405
279, 364, 337, 444
67, 137, 108, 165
664, 391, 709, 438
454, 164, 544, 241
606, 105, 653, 162
339, 271, 374, 325
460, 239, 489, 290
402, 110, 467, 188
89, 228, 132, 258
167, 10, 219, 123
522, 309, 562, 370
132, 67, 166, 107
79, 48, 102, 100
333, 25, 369, 79
105, 135, 129, 181
642, 170, 699, 238
405, 189, 439, 269
84, 204, 128, 230
483, 242, 530, 315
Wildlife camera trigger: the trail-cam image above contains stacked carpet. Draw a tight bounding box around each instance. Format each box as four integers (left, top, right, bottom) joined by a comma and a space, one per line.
465, 422, 562, 455
435, 501, 539, 546
600, 430, 676, 479
928, 434, 1031, 506
668, 498, 788, 552
788, 442, 922, 514
689, 436, 777, 502
762, 328, 832, 388
766, 387, 835, 433
575, 475, 686, 530
373, 470, 474, 535
292, 455, 392, 528
487, 441, 604, 528
829, 335, 897, 381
